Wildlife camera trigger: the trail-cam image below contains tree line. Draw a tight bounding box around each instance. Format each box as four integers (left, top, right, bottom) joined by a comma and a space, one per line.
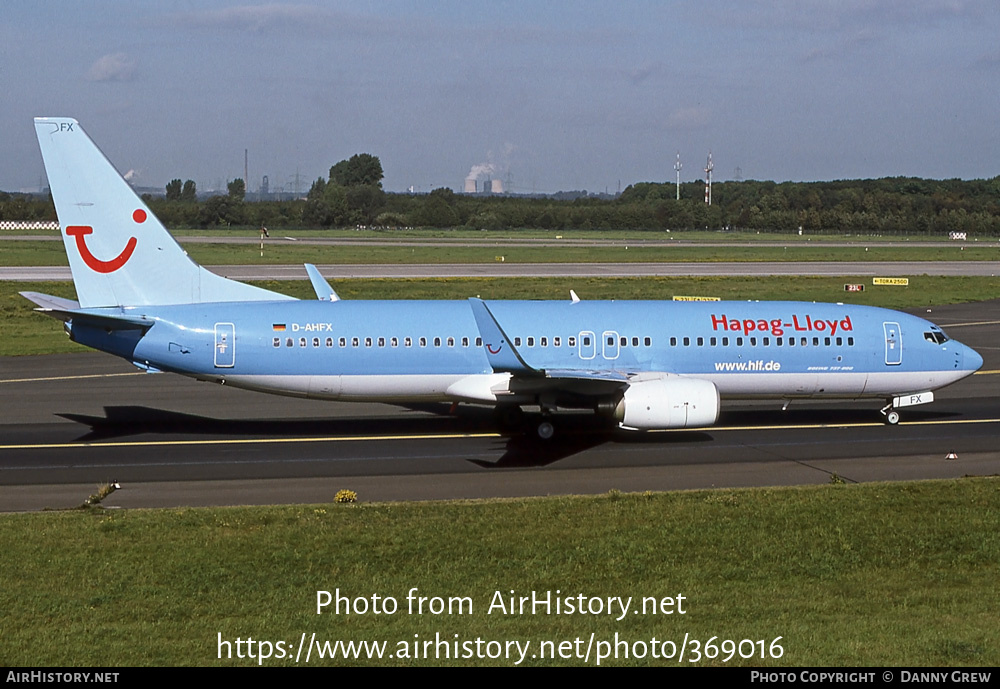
3, 167, 1000, 235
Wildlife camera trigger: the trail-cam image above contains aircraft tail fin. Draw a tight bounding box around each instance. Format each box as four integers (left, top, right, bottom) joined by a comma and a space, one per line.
33, 117, 293, 308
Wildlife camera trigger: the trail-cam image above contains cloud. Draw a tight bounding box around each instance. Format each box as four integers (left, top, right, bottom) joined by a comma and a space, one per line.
667, 107, 710, 130
975, 50, 1000, 69
625, 61, 663, 85
87, 53, 136, 82
172, 3, 333, 32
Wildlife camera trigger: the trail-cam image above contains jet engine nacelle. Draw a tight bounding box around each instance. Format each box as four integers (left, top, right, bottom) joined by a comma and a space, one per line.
614, 377, 720, 430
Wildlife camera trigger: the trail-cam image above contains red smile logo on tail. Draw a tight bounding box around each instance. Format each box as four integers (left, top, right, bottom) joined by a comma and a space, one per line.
65, 209, 144, 273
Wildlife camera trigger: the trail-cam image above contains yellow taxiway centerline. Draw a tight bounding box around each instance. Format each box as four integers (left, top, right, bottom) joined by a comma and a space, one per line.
0, 372, 145, 384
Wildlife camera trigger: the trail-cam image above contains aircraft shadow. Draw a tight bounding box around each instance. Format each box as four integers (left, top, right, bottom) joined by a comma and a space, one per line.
55, 402, 960, 469
57, 405, 497, 443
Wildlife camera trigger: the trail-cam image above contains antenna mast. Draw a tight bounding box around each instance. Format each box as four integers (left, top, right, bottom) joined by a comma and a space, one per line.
704, 152, 714, 206
674, 152, 682, 200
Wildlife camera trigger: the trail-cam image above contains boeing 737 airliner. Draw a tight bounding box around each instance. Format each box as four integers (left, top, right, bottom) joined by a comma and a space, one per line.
24, 118, 983, 439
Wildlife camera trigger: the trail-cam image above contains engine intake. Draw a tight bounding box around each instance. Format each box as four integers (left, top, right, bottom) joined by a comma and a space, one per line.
611, 377, 720, 430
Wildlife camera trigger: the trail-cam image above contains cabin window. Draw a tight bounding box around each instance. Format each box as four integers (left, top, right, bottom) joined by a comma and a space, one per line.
376, 337, 383, 347
528, 337, 535, 347
683, 337, 690, 346
554, 337, 561, 347
273, 337, 280, 348
462, 337, 469, 347
541, 337, 548, 347
776, 337, 783, 346
434, 337, 441, 347
365, 337, 372, 347
736, 337, 743, 346
515, 337, 522, 346
749, 337, 756, 346
825, 337, 831, 346
299, 338, 307, 347
352, 337, 359, 347
836, 337, 843, 346
312, 337, 320, 347
326, 338, 333, 347
644, 337, 651, 346
710, 337, 717, 346
620, 336, 627, 347
419, 337, 426, 347
670, 337, 677, 346
405, 337, 412, 347
722, 337, 729, 346
339, 337, 346, 347
286, 338, 293, 347
476, 337, 482, 347
789, 338, 795, 347
447, 337, 454, 347
582, 336, 591, 346
391, 337, 398, 347
848, 337, 854, 346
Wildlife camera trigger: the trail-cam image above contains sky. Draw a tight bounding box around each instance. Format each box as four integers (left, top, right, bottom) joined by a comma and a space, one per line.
2, 1, 998, 195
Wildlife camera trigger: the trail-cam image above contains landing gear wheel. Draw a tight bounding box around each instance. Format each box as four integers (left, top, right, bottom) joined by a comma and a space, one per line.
885, 410, 900, 425
537, 420, 555, 440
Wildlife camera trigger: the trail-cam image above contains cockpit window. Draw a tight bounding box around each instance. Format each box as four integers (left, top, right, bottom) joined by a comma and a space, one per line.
923, 330, 949, 344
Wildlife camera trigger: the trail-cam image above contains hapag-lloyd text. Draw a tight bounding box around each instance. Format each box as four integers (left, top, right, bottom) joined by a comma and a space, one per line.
711, 314, 854, 338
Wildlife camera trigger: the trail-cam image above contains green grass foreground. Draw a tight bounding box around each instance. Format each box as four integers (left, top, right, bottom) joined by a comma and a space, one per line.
1, 479, 998, 666
5, 276, 1000, 356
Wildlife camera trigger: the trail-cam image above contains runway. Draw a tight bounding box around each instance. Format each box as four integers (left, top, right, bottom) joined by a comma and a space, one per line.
1, 300, 999, 512
4, 260, 1000, 281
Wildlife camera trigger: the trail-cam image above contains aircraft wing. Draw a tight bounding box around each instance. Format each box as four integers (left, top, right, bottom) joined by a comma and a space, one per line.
467, 297, 637, 398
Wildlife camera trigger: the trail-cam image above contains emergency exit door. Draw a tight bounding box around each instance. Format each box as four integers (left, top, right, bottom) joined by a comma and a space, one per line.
215, 322, 235, 368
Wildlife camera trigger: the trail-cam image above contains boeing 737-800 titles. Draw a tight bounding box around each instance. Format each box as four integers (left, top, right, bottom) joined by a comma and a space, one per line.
23, 118, 983, 439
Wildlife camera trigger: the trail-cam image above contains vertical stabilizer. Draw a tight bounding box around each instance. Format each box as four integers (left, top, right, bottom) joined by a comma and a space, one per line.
33, 117, 292, 307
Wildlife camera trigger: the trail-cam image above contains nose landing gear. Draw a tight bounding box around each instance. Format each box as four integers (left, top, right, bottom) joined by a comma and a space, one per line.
880, 403, 900, 425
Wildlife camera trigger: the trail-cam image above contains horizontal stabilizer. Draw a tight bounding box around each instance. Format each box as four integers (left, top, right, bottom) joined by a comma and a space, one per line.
20, 291, 80, 312
20, 292, 151, 329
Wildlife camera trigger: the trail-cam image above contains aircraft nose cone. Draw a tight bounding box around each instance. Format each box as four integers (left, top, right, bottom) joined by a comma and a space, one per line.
965, 345, 984, 373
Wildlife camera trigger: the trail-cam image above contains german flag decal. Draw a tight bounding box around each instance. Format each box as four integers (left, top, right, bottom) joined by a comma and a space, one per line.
272, 324, 287, 331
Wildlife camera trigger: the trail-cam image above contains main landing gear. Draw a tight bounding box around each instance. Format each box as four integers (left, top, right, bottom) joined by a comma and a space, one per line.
493, 404, 557, 440
536, 420, 555, 440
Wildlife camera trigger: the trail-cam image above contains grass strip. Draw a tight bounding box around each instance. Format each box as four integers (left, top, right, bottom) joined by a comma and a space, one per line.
1, 479, 997, 666
4, 240, 1000, 266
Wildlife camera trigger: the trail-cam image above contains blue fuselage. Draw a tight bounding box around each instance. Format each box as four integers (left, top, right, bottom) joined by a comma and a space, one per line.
68, 299, 982, 404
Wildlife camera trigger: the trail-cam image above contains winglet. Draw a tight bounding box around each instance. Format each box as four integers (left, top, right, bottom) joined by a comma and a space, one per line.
467, 298, 540, 375
570, 289, 580, 303
304, 263, 340, 301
